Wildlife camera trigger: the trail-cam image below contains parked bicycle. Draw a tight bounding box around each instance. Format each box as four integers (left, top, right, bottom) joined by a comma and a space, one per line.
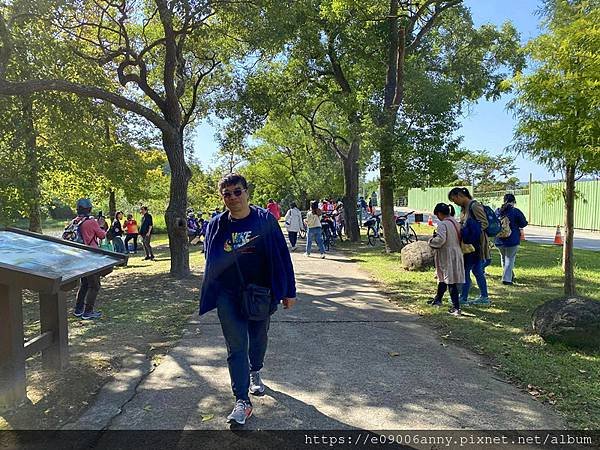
321, 214, 336, 251
395, 210, 418, 246
364, 213, 384, 246
299, 213, 307, 239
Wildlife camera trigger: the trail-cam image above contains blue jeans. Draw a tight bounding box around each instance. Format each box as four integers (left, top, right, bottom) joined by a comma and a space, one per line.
216, 290, 271, 402
482, 258, 492, 272
112, 236, 126, 253
498, 245, 519, 283
461, 256, 489, 301
306, 227, 325, 255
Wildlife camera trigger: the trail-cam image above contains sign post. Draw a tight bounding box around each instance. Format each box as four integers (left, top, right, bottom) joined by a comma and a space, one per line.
0, 227, 127, 408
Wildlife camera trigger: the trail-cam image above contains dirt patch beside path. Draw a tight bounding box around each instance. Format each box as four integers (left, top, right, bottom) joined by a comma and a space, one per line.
0, 240, 204, 429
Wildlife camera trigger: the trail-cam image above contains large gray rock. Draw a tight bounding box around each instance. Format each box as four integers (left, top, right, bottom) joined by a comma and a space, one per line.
401, 241, 434, 271
532, 297, 600, 349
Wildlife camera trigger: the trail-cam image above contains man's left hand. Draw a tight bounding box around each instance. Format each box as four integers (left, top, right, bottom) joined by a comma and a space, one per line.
282, 297, 296, 309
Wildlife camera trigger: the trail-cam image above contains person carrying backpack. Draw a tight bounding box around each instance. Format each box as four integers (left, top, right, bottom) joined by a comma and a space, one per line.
69, 198, 106, 320
495, 194, 528, 285
448, 187, 490, 306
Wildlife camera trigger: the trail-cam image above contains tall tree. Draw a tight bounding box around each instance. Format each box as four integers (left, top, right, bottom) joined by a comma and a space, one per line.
228, 1, 523, 248
372, 0, 525, 251
454, 150, 518, 191
243, 116, 344, 209
510, 0, 600, 296
0, 0, 224, 277
0, 10, 119, 231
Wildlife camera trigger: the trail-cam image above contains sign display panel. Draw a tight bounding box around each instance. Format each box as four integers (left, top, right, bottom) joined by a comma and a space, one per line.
0, 230, 122, 283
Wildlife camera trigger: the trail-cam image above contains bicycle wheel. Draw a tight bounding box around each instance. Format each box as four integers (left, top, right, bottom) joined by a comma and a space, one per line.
367, 226, 376, 246
322, 231, 330, 251
407, 226, 418, 243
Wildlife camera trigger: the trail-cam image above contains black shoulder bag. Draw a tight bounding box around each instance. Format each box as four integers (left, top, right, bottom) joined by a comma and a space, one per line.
228, 217, 273, 321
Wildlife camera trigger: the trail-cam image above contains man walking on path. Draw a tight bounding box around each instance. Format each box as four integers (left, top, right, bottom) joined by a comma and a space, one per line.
139, 206, 155, 261
200, 173, 296, 426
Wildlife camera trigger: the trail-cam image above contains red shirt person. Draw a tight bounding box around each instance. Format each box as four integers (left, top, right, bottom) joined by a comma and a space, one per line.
266, 199, 281, 220
72, 198, 106, 320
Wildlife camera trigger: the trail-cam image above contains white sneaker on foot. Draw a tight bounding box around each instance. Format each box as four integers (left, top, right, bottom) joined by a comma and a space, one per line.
249, 371, 265, 396
226, 399, 253, 425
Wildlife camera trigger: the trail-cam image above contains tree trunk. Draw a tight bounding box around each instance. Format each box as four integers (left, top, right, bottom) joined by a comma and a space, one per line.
108, 190, 116, 220
22, 96, 42, 233
163, 128, 192, 278
379, 119, 403, 252
342, 139, 360, 241
377, 0, 404, 252
563, 165, 576, 297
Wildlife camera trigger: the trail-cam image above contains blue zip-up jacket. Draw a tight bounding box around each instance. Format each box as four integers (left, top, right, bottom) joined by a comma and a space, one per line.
495, 205, 528, 247
199, 206, 296, 315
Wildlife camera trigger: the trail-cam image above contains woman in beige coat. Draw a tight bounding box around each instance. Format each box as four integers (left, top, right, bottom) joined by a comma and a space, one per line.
428, 203, 465, 316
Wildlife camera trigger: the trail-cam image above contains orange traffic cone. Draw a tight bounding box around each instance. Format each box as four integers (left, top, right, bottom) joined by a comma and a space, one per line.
520, 228, 526, 241
553, 225, 564, 245
427, 215, 433, 226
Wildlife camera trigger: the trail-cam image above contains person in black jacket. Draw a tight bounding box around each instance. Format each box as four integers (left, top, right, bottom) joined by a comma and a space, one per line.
139, 206, 155, 261
109, 211, 126, 253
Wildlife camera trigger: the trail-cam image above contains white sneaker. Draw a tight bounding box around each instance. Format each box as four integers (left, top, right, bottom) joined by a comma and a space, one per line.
320, 254, 325, 259
249, 371, 265, 396
304, 252, 310, 257
226, 399, 253, 425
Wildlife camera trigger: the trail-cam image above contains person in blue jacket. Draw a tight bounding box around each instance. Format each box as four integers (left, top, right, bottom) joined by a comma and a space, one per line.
495, 194, 528, 285
199, 173, 296, 426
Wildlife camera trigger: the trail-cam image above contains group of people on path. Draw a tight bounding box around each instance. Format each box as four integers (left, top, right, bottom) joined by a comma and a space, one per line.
64, 177, 529, 427
104, 207, 155, 260
264, 197, 346, 257
428, 188, 528, 316
281, 200, 345, 257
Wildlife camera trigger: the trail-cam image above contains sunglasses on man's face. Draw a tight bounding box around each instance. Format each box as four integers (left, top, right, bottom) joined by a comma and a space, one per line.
221, 188, 246, 199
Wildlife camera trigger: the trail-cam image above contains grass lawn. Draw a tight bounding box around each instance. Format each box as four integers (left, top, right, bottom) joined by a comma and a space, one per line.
0, 234, 204, 429
338, 226, 600, 429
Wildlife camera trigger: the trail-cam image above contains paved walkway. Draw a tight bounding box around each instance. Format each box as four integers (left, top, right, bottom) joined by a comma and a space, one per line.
73, 248, 563, 432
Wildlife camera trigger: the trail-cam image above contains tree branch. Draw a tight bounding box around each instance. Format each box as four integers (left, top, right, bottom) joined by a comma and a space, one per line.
0, 78, 170, 130
116, 58, 166, 111
326, 33, 352, 94
407, 0, 462, 53
156, 0, 178, 117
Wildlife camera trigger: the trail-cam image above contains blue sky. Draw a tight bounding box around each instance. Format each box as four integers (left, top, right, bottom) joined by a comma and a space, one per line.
192, 0, 553, 182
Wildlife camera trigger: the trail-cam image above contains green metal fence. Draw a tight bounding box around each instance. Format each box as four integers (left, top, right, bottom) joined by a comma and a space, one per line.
408, 186, 473, 215
529, 181, 600, 230
408, 180, 600, 231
